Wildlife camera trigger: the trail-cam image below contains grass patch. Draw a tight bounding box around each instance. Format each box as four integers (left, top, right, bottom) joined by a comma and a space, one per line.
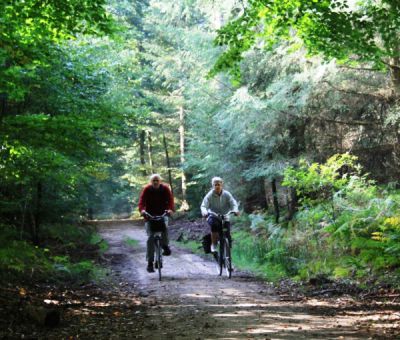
229, 227, 292, 282
52, 256, 108, 284
123, 237, 139, 248
0, 223, 109, 284
90, 233, 109, 253
172, 240, 203, 254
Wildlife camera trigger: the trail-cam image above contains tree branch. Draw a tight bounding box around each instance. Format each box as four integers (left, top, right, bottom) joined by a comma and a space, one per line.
338, 65, 381, 72
322, 80, 388, 99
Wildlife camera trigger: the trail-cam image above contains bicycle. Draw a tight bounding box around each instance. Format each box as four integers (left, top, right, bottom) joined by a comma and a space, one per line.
207, 210, 235, 278
143, 211, 169, 281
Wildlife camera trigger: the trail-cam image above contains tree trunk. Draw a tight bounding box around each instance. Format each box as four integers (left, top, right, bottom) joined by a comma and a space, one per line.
286, 187, 298, 221
31, 181, 42, 245
179, 106, 189, 210
271, 179, 280, 223
20, 189, 30, 239
87, 186, 94, 220
139, 130, 146, 176
263, 178, 270, 211
389, 55, 400, 95
146, 130, 154, 174
0, 92, 7, 120
162, 132, 174, 195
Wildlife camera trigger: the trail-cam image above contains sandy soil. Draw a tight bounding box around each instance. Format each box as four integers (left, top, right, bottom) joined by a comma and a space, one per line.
95, 220, 399, 339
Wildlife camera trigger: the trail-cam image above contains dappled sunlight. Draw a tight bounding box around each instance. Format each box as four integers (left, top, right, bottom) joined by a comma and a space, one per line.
218, 287, 245, 296
3, 0, 400, 338
93, 222, 400, 339
87, 301, 111, 307
213, 310, 257, 317
184, 293, 214, 299
138, 294, 398, 338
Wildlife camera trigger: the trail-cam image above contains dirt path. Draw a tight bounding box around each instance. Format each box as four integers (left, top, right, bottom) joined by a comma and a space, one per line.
96, 221, 398, 339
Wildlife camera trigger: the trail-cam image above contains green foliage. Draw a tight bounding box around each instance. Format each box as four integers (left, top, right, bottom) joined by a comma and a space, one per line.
123, 237, 139, 248
52, 257, 104, 283
41, 223, 94, 244
173, 239, 203, 254
0, 222, 108, 283
46, 224, 108, 282
231, 215, 303, 281
0, 0, 113, 100
90, 233, 109, 253
211, 0, 400, 89
283, 153, 363, 205
0, 224, 50, 278
281, 155, 400, 281
2, 0, 400, 288
227, 155, 400, 284
0, 2, 143, 224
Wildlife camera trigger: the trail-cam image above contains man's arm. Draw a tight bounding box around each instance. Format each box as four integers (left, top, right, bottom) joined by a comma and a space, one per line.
138, 186, 147, 214
227, 192, 239, 215
200, 193, 210, 217
165, 185, 175, 213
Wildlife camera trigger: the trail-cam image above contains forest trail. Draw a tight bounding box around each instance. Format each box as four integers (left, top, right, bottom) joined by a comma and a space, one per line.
94, 220, 390, 339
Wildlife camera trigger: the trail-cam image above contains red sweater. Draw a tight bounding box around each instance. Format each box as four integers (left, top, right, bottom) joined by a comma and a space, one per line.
138, 183, 174, 216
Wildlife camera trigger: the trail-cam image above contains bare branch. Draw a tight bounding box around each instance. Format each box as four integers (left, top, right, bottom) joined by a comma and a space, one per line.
322, 80, 387, 99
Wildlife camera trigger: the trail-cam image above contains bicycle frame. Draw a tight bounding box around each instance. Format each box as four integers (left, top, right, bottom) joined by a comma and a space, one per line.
153, 231, 163, 281
207, 210, 234, 278
143, 211, 168, 281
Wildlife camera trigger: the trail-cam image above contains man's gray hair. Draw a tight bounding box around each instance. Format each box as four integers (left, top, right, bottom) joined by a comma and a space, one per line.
150, 173, 162, 181
211, 176, 223, 185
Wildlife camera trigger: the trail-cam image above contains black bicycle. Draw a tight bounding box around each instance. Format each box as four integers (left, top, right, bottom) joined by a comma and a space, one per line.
207, 210, 235, 278
143, 211, 168, 281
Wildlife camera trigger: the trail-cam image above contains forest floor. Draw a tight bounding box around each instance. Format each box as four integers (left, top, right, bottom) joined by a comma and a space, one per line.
1, 219, 400, 339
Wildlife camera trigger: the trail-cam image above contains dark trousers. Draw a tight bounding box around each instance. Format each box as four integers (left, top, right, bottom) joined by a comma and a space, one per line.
145, 218, 169, 262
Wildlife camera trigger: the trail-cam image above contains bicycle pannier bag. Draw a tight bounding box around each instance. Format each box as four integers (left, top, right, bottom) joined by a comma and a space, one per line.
202, 233, 212, 254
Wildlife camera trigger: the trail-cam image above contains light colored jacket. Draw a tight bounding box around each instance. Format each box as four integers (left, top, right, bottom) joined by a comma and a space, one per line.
200, 189, 239, 219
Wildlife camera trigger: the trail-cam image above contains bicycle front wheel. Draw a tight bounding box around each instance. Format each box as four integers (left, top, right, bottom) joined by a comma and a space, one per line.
224, 237, 232, 278
218, 241, 223, 276
155, 238, 162, 281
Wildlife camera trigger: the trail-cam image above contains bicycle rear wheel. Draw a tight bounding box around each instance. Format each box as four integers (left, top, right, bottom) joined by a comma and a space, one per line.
155, 238, 162, 281
223, 237, 232, 278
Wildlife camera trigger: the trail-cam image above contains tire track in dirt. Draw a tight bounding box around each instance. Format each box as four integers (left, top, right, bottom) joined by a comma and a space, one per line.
97, 221, 390, 339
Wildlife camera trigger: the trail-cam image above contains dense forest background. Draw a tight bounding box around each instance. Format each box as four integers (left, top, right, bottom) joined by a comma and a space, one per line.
1, 0, 400, 284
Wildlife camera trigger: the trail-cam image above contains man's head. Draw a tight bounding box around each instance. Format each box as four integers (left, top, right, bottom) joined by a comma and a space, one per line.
150, 174, 162, 189
211, 176, 223, 195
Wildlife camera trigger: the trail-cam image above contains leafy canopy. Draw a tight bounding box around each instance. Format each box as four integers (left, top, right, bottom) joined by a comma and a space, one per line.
211, 0, 400, 79
0, 0, 113, 100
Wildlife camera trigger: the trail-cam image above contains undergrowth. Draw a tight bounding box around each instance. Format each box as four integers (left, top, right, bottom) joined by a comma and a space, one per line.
0, 222, 108, 284
232, 154, 400, 287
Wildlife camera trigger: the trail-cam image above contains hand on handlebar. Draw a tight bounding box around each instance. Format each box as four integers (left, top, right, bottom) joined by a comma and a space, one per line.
141, 210, 171, 218
206, 210, 239, 218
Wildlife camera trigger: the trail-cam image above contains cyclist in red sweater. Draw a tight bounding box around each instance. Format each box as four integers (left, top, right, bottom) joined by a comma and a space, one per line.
138, 174, 174, 273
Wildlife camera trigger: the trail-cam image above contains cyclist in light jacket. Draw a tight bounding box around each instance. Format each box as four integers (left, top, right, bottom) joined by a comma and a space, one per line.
201, 177, 239, 252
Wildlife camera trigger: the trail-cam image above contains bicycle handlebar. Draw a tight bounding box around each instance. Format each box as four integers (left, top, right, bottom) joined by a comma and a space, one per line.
207, 210, 236, 219
143, 211, 169, 220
